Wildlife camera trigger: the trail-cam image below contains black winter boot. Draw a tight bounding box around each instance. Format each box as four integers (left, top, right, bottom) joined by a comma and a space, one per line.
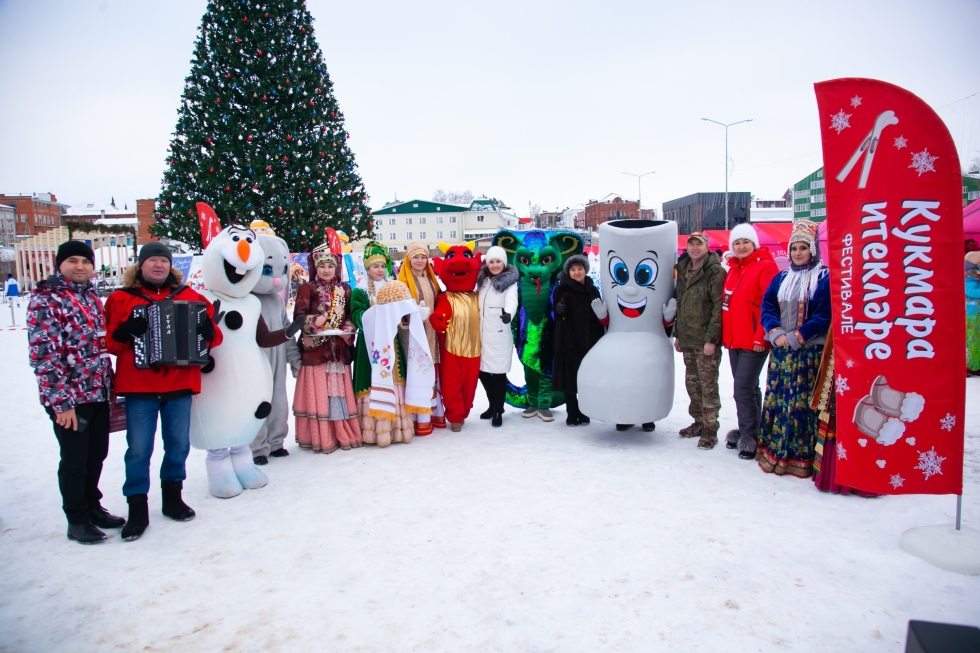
161, 481, 196, 522
491, 412, 503, 427
67, 522, 107, 545
269, 448, 289, 458
89, 503, 126, 529
565, 394, 580, 427
121, 494, 149, 541
479, 372, 494, 419
642, 422, 656, 432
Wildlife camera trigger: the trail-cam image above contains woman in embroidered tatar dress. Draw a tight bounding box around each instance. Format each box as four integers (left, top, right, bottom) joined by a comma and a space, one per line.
756, 220, 831, 477
964, 241, 980, 375
291, 246, 361, 453
351, 242, 415, 446
396, 242, 445, 434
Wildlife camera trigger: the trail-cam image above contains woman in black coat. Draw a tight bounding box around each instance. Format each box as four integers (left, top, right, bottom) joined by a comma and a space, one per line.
552, 254, 607, 426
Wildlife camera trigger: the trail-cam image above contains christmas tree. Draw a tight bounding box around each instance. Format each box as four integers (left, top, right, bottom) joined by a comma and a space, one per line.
152, 0, 372, 252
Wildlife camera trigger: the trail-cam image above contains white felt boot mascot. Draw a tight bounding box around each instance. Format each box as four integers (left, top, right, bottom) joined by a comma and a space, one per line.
577, 219, 678, 431
248, 221, 300, 464
190, 224, 301, 498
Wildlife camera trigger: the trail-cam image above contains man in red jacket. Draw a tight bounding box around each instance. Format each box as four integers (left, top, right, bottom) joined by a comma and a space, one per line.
105, 242, 222, 541
28, 241, 123, 544
721, 223, 779, 459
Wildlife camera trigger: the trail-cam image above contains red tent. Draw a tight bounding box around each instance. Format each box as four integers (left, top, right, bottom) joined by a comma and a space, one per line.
754, 223, 792, 258
964, 198, 980, 242
703, 230, 730, 252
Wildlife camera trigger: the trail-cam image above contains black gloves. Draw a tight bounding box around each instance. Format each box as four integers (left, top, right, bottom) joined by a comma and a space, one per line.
501, 310, 512, 324
113, 312, 148, 343
554, 300, 566, 316
285, 316, 304, 339
199, 315, 215, 341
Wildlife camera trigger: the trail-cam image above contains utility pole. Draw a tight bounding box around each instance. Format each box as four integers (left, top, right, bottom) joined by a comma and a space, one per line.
701, 118, 752, 230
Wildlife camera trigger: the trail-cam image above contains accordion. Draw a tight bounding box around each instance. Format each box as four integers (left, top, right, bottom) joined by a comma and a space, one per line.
132, 300, 211, 369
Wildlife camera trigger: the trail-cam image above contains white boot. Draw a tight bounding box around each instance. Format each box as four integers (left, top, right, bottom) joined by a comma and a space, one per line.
230, 445, 268, 490
205, 449, 244, 498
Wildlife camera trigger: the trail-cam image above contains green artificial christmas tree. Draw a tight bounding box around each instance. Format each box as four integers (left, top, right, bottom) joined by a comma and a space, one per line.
152, 0, 372, 252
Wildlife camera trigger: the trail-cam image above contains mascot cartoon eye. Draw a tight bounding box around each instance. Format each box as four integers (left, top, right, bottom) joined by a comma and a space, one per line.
262, 264, 273, 276
634, 258, 658, 287
519, 255, 530, 266
463, 250, 473, 258
541, 255, 553, 266
245, 236, 254, 244
232, 234, 241, 242
445, 250, 456, 259
282, 264, 289, 275
609, 256, 629, 285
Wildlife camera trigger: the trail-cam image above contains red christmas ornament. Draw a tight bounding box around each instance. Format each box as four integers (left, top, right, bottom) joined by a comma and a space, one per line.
321, 127, 326, 132
330, 112, 335, 117
301, 28, 306, 33
309, 101, 314, 106
285, 80, 290, 85
216, 98, 221, 104
253, 184, 259, 189
320, 152, 325, 158
226, 73, 232, 79
282, 156, 288, 162
278, 208, 284, 214
266, 166, 272, 172
188, 209, 193, 215
286, 135, 292, 141
264, 12, 268, 17
236, 37, 241, 43
257, 49, 263, 56
209, 167, 215, 173
313, 226, 318, 231
246, 135, 252, 141
307, 189, 312, 195
262, 95, 267, 101
353, 208, 358, 214
225, 186, 231, 192
316, 88, 321, 94
207, 138, 212, 143
243, 16, 248, 22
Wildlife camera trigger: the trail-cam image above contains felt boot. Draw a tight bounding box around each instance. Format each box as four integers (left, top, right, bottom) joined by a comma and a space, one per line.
121, 494, 149, 541
230, 445, 268, 490
161, 480, 196, 522
205, 451, 244, 498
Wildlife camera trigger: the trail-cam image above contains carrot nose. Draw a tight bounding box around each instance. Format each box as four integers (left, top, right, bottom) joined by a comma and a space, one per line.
237, 240, 250, 263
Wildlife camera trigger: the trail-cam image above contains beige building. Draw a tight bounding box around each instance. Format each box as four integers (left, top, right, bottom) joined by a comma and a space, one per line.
358, 198, 519, 253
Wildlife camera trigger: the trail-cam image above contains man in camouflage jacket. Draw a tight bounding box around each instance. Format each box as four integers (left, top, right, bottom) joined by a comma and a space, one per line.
672, 233, 726, 449
28, 241, 124, 544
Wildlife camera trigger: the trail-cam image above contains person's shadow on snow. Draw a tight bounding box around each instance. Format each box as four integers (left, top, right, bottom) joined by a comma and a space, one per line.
583, 425, 661, 448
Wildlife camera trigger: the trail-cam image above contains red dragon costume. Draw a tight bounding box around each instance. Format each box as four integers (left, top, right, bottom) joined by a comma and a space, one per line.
428, 242, 482, 430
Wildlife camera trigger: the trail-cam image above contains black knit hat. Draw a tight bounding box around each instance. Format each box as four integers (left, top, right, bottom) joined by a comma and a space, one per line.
56, 240, 95, 268
138, 241, 173, 267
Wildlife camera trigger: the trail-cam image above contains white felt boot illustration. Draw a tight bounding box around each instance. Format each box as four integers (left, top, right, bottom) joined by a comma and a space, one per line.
189, 224, 273, 498
577, 219, 678, 426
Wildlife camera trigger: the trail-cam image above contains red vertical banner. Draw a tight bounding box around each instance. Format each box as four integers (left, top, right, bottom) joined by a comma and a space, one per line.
816, 78, 964, 495
195, 202, 223, 248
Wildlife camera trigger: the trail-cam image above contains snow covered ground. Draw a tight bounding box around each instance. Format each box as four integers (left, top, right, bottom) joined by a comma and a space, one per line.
0, 296, 978, 652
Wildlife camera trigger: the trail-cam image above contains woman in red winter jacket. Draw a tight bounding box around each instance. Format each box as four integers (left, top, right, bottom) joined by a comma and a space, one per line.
721, 224, 778, 460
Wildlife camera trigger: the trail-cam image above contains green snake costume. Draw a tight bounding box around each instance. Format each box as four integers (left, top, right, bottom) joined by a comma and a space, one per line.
492, 229, 584, 409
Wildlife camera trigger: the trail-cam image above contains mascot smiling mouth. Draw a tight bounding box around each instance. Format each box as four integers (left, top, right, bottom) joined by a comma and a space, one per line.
617, 296, 647, 318
223, 258, 247, 285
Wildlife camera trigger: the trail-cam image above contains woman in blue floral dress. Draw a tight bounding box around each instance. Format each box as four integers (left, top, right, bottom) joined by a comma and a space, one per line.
756, 221, 831, 477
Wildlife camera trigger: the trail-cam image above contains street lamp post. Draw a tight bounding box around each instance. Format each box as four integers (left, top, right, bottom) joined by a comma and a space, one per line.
701, 118, 752, 230
622, 171, 656, 216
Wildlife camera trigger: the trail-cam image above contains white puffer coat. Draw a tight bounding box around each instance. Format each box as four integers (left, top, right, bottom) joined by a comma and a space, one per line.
477, 264, 519, 373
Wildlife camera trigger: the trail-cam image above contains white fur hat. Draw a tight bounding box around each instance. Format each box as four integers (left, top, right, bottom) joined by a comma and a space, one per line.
485, 245, 507, 264
729, 223, 759, 249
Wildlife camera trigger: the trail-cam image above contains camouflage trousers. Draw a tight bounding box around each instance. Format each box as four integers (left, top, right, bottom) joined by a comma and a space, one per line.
681, 346, 722, 434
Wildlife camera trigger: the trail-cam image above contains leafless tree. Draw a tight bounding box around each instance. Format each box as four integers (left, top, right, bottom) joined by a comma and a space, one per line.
432, 189, 474, 206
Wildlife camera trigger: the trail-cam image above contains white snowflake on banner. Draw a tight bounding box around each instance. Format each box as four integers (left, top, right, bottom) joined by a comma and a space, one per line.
940, 413, 956, 431
850, 95, 862, 108
837, 443, 847, 460
889, 474, 905, 489
836, 374, 849, 394
830, 109, 852, 134
894, 135, 908, 149
914, 447, 946, 481
909, 149, 938, 176
845, 359, 854, 368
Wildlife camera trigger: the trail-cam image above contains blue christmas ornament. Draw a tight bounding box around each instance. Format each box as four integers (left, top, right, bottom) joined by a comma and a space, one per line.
246, 203, 252, 208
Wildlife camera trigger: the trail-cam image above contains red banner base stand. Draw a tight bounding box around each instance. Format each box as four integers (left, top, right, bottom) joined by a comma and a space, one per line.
900, 496, 980, 576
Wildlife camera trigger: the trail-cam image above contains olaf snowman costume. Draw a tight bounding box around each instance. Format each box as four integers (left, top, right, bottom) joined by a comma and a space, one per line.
190, 224, 301, 498
248, 221, 301, 462
577, 219, 678, 429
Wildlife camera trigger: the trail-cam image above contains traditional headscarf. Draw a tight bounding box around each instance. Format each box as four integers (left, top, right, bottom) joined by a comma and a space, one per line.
362, 240, 392, 277
396, 242, 440, 302
778, 220, 825, 303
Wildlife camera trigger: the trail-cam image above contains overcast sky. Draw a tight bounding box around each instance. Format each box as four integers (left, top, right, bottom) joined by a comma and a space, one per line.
1, 0, 978, 217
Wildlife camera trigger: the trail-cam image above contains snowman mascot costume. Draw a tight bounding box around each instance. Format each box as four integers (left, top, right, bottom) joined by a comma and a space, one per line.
190, 224, 303, 498
577, 219, 678, 431
247, 220, 301, 465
